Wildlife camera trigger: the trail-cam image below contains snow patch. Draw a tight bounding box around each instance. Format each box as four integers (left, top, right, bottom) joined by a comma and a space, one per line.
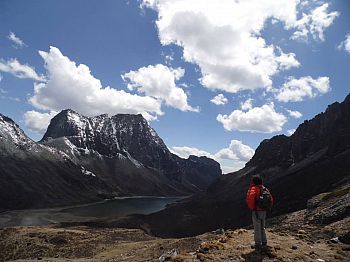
81, 166, 96, 177
0, 115, 31, 145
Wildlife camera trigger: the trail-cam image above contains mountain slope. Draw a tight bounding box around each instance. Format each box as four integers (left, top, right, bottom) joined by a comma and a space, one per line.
0, 110, 221, 211
40, 109, 221, 195
124, 93, 350, 237
0, 114, 113, 212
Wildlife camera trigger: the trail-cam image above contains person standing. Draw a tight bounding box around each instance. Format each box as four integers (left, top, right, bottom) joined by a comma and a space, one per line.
246, 175, 274, 250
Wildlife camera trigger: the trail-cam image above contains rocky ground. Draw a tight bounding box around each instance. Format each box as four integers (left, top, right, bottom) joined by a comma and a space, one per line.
1, 218, 349, 261
1, 185, 349, 261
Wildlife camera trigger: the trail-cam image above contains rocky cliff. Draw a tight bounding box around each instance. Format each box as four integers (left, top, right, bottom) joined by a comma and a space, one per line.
126, 93, 350, 237
0, 110, 221, 211
0, 114, 113, 211
41, 109, 221, 195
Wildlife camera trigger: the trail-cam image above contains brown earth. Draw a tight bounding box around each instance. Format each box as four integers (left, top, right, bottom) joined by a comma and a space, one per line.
1, 184, 349, 261
1, 216, 349, 262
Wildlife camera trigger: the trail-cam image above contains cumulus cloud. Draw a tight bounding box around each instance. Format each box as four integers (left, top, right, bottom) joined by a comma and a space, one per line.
171, 139, 255, 173
338, 34, 350, 54
24, 110, 58, 133
286, 109, 303, 118
276, 76, 330, 102
210, 94, 228, 105
0, 58, 45, 81
170, 146, 214, 159
240, 98, 254, 111
217, 103, 287, 133
28, 46, 163, 122
122, 64, 198, 112
275, 49, 301, 70
291, 3, 339, 42
142, 0, 301, 93
214, 140, 254, 162
8, 32, 26, 48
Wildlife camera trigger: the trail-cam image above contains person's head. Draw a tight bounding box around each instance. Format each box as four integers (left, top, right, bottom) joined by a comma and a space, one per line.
252, 175, 262, 186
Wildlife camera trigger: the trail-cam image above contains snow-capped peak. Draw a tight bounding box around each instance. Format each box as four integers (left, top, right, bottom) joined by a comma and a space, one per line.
0, 114, 32, 145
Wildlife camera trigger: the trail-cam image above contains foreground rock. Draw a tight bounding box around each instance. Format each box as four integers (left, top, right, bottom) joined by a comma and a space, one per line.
1, 221, 349, 261
1, 186, 349, 261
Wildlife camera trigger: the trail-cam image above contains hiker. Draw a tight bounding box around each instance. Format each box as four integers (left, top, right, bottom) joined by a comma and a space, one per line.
246, 175, 273, 250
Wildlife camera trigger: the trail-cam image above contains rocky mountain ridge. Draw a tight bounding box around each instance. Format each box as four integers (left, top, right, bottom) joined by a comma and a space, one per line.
0, 113, 113, 212
0, 110, 221, 211
41, 109, 221, 193
116, 93, 350, 238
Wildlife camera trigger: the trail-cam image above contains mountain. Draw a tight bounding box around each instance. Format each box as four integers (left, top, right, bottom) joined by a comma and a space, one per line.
0, 110, 221, 211
0, 114, 113, 212
119, 93, 350, 237
40, 109, 221, 195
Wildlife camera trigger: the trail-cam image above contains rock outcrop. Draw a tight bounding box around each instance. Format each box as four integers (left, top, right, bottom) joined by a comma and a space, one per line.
129, 93, 350, 237
41, 109, 221, 195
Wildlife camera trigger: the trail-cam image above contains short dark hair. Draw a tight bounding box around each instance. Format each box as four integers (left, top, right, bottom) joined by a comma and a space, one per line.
252, 175, 262, 185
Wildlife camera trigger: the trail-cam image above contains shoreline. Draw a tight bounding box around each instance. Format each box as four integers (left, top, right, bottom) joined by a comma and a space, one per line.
0, 195, 190, 215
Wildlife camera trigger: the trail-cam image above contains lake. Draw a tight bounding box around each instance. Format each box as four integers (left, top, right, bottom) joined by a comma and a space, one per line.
0, 197, 182, 228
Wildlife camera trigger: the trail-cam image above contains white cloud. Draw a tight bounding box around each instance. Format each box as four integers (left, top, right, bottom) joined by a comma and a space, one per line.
217, 103, 287, 133
8, 32, 26, 48
0, 58, 45, 81
170, 146, 214, 159
240, 98, 253, 111
28, 46, 163, 120
142, 0, 301, 93
24, 110, 58, 133
276, 49, 301, 70
287, 129, 296, 136
171, 139, 255, 173
286, 109, 302, 119
338, 34, 350, 54
291, 3, 339, 42
122, 64, 198, 112
210, 94, 228, 105
276, 76, 330, 102
214, 140, 254, 162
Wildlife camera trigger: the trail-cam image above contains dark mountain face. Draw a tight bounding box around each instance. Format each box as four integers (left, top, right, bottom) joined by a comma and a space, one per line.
0, 114, 113, 212
42, 110, 170, 169
40, 109, 221, 195
0, 110, 220, 211
130, 94, 350, 238
42, 111, 169, 160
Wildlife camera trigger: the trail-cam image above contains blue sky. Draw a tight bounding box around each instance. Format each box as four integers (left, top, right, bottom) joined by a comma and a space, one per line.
0, 0, 349, 173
